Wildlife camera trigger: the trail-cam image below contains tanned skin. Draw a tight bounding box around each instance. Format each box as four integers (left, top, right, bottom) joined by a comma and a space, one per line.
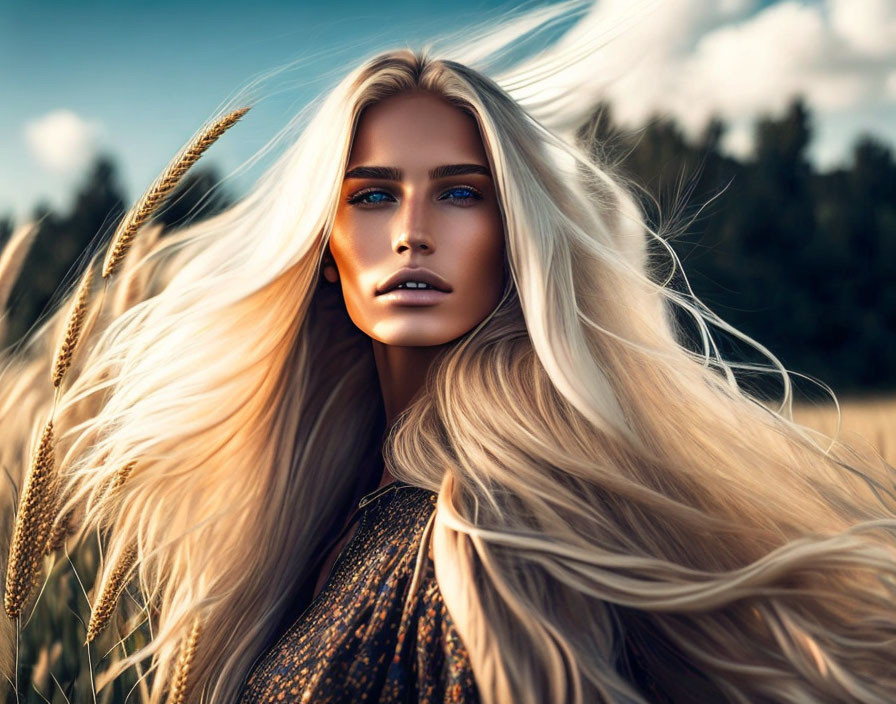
314, 92, 506, 599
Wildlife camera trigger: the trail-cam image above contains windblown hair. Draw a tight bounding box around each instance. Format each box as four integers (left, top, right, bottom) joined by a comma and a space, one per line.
2, 7, 896, 704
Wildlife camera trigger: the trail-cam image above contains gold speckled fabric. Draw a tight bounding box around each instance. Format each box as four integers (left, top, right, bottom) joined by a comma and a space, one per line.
239, 482, 481, 703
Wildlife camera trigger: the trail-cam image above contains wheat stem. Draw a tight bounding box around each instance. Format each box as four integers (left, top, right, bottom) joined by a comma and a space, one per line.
102, 106, 250, 279
0, 222, 38, 314
111, 222, 162, 316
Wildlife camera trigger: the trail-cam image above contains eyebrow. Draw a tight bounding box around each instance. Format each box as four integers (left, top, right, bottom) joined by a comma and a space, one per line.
343, 163, 491, 180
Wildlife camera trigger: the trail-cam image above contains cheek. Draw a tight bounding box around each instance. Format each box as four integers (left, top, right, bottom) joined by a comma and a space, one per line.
329, 220, 375, 289
463, 213, 506, 297
327, 226, 368, 316
327, 229, 351, 277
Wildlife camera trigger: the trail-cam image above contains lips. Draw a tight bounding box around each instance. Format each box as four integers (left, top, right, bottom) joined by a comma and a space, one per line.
375, 267, 452, 295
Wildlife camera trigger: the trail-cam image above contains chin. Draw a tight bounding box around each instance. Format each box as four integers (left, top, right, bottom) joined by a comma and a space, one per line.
368, 319, 475, 347
372, 332, 460, 348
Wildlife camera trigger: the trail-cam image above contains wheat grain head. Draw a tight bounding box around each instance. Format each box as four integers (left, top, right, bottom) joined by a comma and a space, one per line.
4, 419, 56, 619
102, 106, 250, 279
168, 614, 201, 704
51, 264, 94, 388
43, 507, 73, 557
86, 543, 138, 643
92, 459, 137, 520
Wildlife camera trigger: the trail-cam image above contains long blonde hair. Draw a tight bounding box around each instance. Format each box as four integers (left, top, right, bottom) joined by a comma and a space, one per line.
2, 8, 896, 704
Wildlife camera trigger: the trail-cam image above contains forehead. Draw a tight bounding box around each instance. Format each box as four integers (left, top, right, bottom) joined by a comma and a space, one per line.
347, 92, 489, 169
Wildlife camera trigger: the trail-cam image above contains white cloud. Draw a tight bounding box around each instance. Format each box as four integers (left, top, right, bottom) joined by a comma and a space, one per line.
830, 0, 896, 58
886, 71, 896, 99
721, 121, 756, 160
505, 0, 896, 166
676, 2, 873, 125
24, 109, 101, 174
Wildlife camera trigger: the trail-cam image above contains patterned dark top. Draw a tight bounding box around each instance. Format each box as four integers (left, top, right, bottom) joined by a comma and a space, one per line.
239, 482, 481, 703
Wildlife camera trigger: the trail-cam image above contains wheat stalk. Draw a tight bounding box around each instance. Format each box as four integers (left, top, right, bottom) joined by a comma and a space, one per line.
42, 455, 78, 558
4, 419, 56, 619
93, 459, 137, 514
86, 543, 138, 643
0, 222, 39, 344
43, 508, 73, 556
102, 106, 250, 279
168, 614, 201, 704
44, 460, 137, 560
51, 264, 94, 388
107, 459, 137, 497
0, 222, 38, 313
111, 222, 163, 316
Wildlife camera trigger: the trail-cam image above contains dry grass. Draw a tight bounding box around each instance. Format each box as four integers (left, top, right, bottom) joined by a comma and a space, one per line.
110, 222, 163, 316
0, 222, 39, 346
0, 106, 249, 703
0, 223, 38, 314
794, 396, 896, 467
5, 533, 154, 702
2, 396, 892, 701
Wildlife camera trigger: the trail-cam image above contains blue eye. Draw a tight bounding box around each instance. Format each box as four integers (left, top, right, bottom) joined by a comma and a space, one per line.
439, 186, 483, 203
347, 189, 395, 206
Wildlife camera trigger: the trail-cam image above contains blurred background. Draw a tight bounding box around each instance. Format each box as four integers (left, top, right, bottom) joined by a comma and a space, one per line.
2, 0, 894, 407
1, 0, 894, 699
3, 0, 895, 388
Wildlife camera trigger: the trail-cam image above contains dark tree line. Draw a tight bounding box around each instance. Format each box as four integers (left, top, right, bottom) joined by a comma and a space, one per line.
1, 98, 894, 394
0, 160, 232, 344
584, 98, 895, 395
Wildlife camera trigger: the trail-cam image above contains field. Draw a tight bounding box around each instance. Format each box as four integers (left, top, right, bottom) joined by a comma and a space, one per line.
794, 396, 896, 467
2, 397, 893, 702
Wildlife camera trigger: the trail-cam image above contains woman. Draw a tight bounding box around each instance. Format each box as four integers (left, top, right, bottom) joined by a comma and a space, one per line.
2, 8, 896, 704
238, 87, 505, 703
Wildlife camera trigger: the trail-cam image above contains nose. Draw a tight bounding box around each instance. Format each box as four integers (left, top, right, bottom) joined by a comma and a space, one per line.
392, 192, 434, 254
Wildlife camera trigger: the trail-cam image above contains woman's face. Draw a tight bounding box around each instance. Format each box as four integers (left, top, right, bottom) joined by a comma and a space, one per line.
327, 91, 506, 347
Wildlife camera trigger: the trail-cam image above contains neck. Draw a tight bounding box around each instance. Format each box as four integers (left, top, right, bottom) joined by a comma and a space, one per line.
370, 339, 447, 489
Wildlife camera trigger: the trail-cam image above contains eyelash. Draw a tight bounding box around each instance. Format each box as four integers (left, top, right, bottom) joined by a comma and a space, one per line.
346, 185, 484, 207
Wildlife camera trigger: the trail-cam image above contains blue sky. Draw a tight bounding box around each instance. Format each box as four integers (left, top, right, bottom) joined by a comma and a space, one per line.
3, 0, 895, 220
